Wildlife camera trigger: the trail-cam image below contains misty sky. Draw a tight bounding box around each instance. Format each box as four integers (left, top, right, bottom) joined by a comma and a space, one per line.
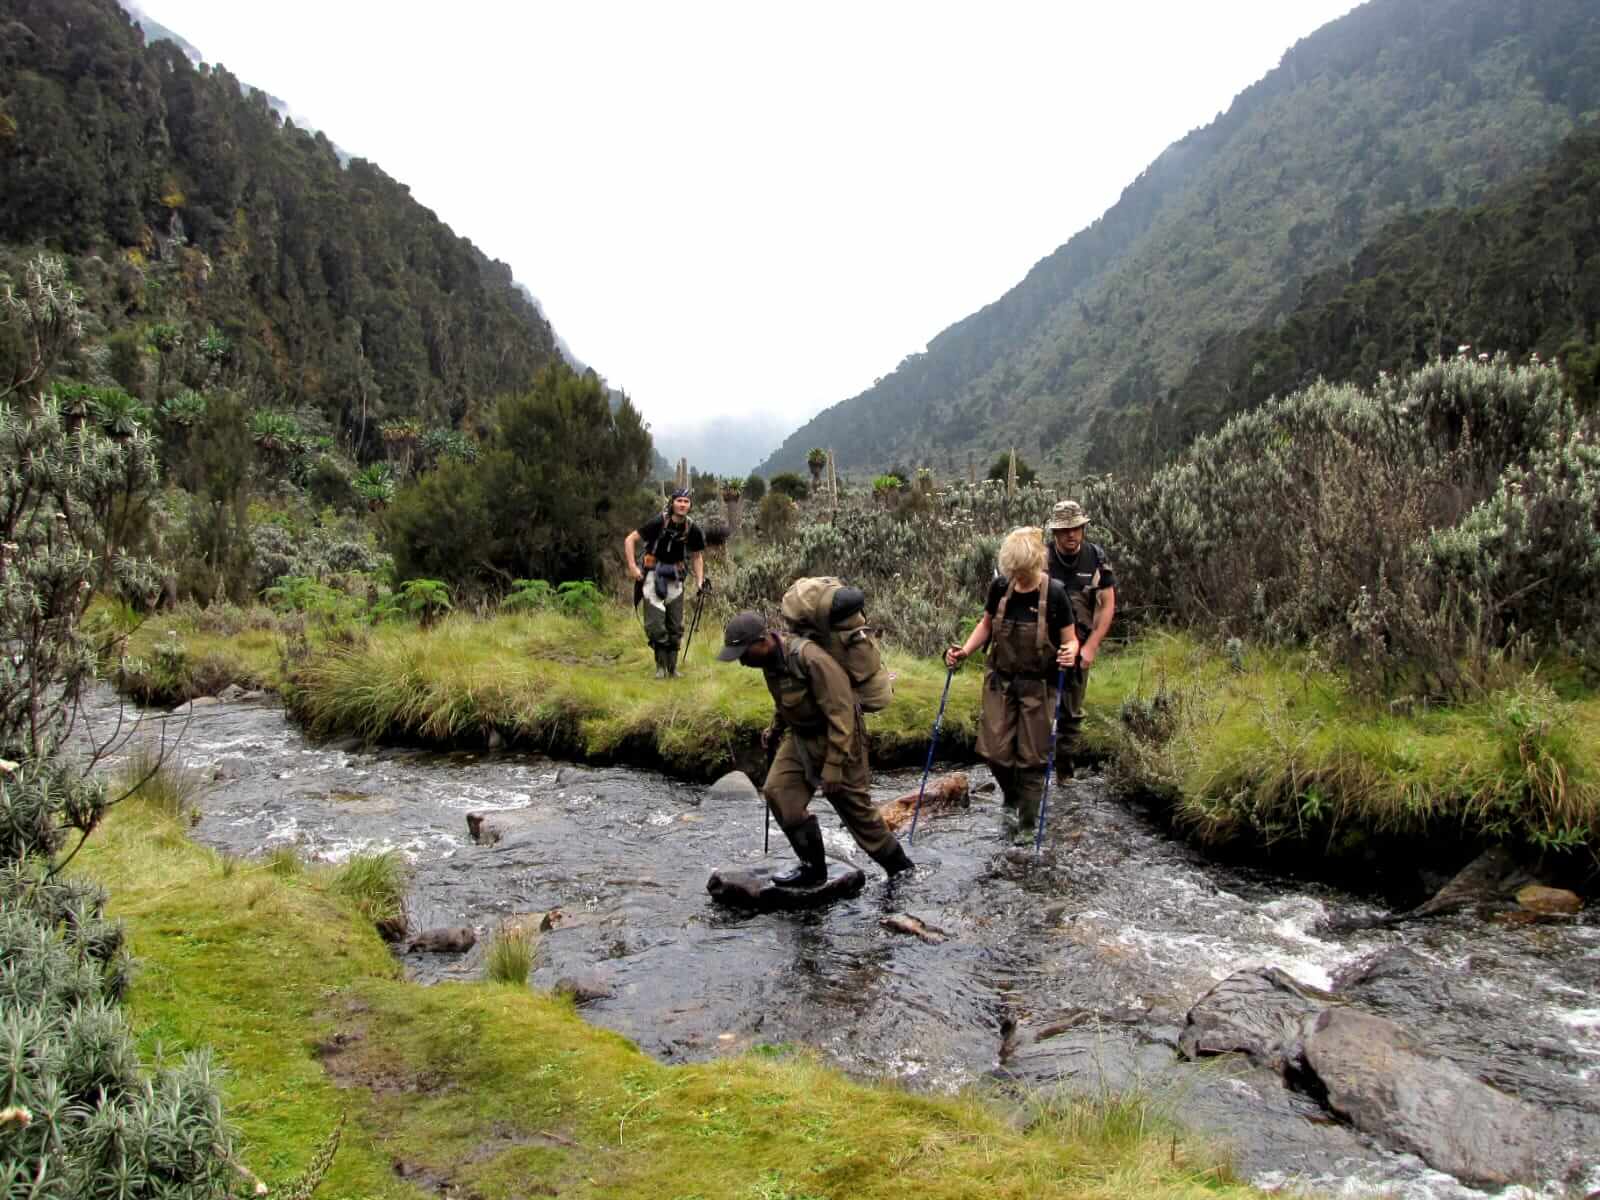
130, 1, 1358, 446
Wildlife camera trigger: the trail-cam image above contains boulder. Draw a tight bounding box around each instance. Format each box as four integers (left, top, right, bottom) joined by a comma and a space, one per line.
553, 968, 612, 1004
465, 811, 507, 845
406, 926, 477, 953
1302, 1007, 1545, 1188
875, 772, 970, 833
1515, 884, 1582, 915
706, 770, 760, 801
706, 863, 866, 910
1178, 967, 1329, 1071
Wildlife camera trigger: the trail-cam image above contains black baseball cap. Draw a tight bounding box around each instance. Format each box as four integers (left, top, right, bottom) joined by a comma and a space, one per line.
717, 612, 768, 661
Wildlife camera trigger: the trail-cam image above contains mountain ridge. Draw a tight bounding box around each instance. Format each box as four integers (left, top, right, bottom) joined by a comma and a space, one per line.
757, 0, 1600, 477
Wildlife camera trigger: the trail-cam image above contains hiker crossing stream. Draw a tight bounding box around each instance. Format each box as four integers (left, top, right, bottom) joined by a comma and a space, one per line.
96, 692, 1599, 1198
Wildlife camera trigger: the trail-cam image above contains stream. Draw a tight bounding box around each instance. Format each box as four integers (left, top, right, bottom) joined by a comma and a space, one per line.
92, 693, 1599, 1198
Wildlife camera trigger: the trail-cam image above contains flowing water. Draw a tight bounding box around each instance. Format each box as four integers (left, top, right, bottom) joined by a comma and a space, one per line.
91, 694, 1599, 1198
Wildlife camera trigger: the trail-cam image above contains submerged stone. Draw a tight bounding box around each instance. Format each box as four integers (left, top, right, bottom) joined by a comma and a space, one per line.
706, 863, 866, 910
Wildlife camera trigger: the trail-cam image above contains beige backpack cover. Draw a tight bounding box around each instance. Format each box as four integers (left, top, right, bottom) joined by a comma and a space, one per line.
780, 576, 894, 712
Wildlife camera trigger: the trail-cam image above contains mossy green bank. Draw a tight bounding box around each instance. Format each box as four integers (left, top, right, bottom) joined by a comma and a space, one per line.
81, 796, 1256, 1200
116, 606, 1600, 861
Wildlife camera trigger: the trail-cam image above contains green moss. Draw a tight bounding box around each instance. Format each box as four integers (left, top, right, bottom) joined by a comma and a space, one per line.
79, 804, 1255, 1200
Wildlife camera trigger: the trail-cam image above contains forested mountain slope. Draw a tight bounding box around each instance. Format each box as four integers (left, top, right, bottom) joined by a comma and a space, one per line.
1097, 124, 1600, 466
758, 0, 1600, 477
0, 0, 559, 452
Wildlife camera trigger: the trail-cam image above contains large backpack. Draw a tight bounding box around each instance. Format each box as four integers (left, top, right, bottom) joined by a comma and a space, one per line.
780, 576, 894, 712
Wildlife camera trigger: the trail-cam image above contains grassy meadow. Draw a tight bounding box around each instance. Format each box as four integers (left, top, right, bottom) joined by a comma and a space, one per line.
79, 784, 1258, 1200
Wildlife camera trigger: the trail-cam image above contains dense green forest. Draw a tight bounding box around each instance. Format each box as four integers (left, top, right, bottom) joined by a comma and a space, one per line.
0, 0, 561, 453
758, 0, 1600, 477
1088, 124, 1600, 466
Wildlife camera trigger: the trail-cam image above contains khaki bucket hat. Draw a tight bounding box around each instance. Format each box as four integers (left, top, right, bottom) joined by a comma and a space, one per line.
1046, 499, 1090, 531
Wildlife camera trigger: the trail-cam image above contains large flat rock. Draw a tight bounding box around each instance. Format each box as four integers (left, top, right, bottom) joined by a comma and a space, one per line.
706, 863, 866, 910
1302, 1007, 1546, 1189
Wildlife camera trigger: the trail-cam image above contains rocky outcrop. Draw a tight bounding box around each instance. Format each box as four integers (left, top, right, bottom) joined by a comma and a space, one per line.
1301, 1007, 1545, 1188
705, 770, 759, 800
1179, 968, 1561, 1188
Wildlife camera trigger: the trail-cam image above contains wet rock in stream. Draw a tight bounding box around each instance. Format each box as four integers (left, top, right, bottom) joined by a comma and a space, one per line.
706, 863, 866, 909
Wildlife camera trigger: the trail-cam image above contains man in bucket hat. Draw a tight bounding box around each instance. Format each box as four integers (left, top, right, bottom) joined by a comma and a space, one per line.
718, 611, 914, 886
1045, 500, 1117, 770
623, 488, 707, 678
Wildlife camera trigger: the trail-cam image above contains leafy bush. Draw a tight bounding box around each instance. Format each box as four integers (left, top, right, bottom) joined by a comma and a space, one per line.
1078, 353, 1599, 693
769, 472, 809, 501
742, 473, 767, 502
756, 492, 798, 544
384, 362, 654, 595
0, 254, 238, 1198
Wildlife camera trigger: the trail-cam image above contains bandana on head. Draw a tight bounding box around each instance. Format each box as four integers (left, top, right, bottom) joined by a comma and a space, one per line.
670, 488, 692, 501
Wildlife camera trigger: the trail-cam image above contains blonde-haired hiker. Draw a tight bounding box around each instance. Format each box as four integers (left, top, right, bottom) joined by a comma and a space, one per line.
946, 526, 1077, 843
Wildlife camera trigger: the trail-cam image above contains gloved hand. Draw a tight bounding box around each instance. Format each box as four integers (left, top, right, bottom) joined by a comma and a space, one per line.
699, 578, 714, 595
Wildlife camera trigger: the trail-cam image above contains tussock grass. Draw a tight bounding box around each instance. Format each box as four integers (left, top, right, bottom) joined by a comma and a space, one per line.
1104, 632, 1600, 853
284, 607, 992, 775
331, 850, 409, 939
484, 921, 536, 985
77, 800, 1258, 1200
114, 744, 206, 823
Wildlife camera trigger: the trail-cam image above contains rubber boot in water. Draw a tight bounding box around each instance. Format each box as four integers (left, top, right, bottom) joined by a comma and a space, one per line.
772, 815, 828, 888
1013, 768, 1044, 845
870, 838, 915, 877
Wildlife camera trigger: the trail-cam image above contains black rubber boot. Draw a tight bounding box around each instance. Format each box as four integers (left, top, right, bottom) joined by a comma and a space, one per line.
652, 647, 668, 679
772, 815, 828, 888
665, 649, 679, 677
869, 838, 915, 877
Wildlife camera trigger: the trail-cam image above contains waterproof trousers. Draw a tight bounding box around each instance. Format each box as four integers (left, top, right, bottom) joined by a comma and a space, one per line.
762, 727, 895, 858
642, 589, 684, 653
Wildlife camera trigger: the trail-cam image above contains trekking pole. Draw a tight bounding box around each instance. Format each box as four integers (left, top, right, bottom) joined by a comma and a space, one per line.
907, 665, 956, 846
1034, 667, 1069, 854
681, 585, 708, 661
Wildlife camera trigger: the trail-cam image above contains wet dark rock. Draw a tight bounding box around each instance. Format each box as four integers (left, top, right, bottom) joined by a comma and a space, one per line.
1302, 1007, 1545, 1188
1178, 967, 1331, 1071
706, 770, 759, 800
486, 728, 504, 750
706, 863, 866, 910
1332, 847, 1535, 931
554, 766, 600, 789
216, 684, 247, 703
466, 811, 505, 844
553, 969, 612, 1004
406, 925, 477, 953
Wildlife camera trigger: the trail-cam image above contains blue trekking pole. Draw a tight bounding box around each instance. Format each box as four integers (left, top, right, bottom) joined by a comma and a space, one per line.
1034, 667, 1069, 853
908, 666, 956, 846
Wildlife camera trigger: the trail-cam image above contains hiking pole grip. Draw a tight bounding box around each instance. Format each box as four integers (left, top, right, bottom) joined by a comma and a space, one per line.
1034, 667, 1069, 853
908, 666, 956, 846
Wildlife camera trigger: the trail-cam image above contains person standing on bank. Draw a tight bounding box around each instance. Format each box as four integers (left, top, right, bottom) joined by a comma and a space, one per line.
717, 611, 915, 884
945, 527, 1077, 843
623, 488, 707, 678
1044, 500, 1117, 762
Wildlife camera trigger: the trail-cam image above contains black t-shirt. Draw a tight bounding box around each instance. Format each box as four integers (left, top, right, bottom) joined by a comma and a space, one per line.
1047, 542, 1117, 601
985, 577, 1073, 635
635, 513, 705, 566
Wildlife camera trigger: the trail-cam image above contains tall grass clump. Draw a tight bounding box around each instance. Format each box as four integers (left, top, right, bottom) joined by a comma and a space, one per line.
331, 849, 410, 940
484, 921, 536, 984
115, 744, 206, 823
